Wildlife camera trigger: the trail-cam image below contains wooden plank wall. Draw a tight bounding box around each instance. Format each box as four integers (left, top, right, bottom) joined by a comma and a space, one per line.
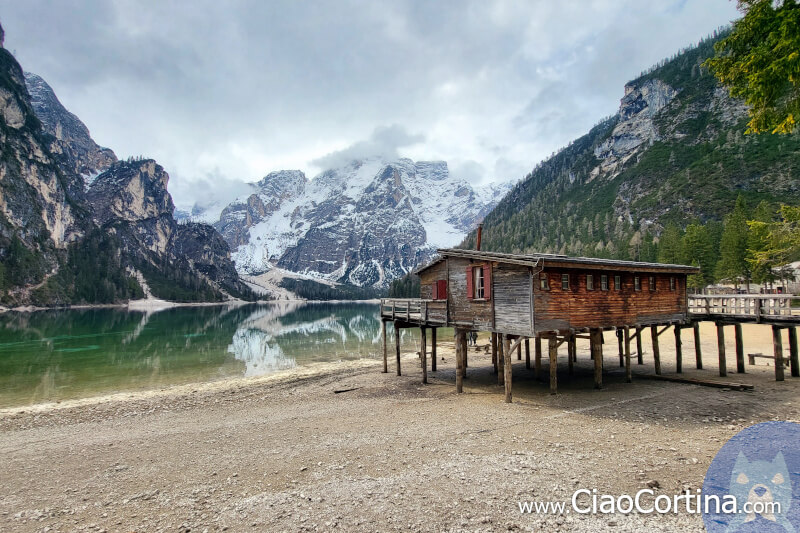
419, 261, 447, 300
534, 268, 687, 332
494, 263, 534, 336
447, 257, 493, 329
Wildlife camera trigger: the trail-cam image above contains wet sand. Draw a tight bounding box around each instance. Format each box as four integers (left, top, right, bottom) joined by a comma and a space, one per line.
0, 322, 798, 532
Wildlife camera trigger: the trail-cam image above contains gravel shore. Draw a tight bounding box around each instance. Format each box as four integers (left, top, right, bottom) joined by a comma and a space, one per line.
1, 323, 798, 532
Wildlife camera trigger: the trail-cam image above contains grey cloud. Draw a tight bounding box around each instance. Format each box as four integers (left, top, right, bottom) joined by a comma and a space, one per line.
310, 124, 424, 171
0, 0, 740, 209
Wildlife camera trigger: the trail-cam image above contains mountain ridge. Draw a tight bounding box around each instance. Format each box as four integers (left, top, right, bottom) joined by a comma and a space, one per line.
460, 33, 800, 259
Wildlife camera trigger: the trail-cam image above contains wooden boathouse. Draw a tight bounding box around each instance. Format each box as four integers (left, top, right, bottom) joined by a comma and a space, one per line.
380, 247, 700, 401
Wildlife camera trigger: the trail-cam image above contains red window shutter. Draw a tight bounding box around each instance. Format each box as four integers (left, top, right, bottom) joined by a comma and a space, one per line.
432, 282, 439, 300
439, 280, 448, 300
466, 267, 474, 299
483, 264, 492, 300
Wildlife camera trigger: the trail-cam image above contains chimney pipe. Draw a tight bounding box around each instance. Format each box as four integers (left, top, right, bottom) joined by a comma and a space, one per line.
476, 223, 483, 251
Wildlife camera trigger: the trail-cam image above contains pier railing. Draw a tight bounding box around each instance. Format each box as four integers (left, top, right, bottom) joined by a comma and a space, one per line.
380, 298, 448, 325
688, 294, 798, 322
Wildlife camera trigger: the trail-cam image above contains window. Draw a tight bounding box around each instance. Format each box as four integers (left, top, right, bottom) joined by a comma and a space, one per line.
474, 267, 485, 299
539, 274, 549, 290
649, 276, 656, 291
601, 274, 609, 291
634, 276, 641, 291
466, 264, 491, 300
586, 274, 594, 291
670, 277, 676, 291
561, 273, 570, 290
432, 280, 447, 300
614, 275, 621, 291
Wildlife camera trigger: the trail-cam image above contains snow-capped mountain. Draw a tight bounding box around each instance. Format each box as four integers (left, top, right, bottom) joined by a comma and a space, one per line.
206, 157, 511, 288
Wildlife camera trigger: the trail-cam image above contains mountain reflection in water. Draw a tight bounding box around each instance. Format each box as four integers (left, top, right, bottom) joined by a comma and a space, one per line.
0, 301, 423, 408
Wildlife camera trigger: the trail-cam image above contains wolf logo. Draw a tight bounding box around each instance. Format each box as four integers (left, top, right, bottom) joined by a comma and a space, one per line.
725, 451, 795, 533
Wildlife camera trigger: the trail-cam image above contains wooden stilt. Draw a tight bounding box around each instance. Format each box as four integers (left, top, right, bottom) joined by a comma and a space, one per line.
517, 338, 522, 361
464, 341, 468, 369
773, 326, 785, 382
525, 338, 531, 369
535, 336, 542, 380
651, 325, 661, 375
456, 329, 465, 393
498, 334, 505, 386
549, 336, 558, 394
693, 322, 703, 369
567, 334, 574, 375
624, 326, 632, 383
674, 325, 682, 374
789, 327, 799, 378
617, 329, 624, 367
636, 326, 644, 365
716, 323, 727, 377
734, 323, 745, 374
503, 334, 513, 403
420, 327, 427, 384
395, 322, 402, 376
381, 320, 388, 373
491, 332, 498, 374
431, 328, 437, 372
592, 329, 603, 389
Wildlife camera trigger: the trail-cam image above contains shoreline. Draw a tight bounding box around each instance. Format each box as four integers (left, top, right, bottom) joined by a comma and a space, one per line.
0, 358, 382, 418
0, 297, 382, 314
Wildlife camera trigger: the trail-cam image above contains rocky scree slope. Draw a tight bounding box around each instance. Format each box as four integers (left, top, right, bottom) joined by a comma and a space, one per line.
462, 34, 800, 258
210, 158, 511, 289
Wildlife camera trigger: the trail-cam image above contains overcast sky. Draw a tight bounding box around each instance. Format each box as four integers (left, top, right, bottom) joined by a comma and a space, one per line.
0, 1, 740, 210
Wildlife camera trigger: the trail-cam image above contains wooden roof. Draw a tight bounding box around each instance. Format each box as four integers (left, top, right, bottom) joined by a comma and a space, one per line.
415, 248, 701, 274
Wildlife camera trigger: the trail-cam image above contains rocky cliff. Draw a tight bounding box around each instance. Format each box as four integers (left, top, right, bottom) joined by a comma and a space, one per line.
25, 72, 117, 182
0, 33, 88, 292
0, 23, 251, 304
463, 33, 800, 259
208, 158, 510, 288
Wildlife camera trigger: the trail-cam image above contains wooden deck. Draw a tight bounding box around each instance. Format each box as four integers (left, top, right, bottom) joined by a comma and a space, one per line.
688, 294, 800, 325
380, 298, 448, 326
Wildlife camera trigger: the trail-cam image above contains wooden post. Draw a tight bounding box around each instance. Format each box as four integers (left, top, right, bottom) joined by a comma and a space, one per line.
716, 323, 727, 377
517, 339, 522, 361
491, 332, 498, 374
549, 336, 558, 394
381, 320, 388, 373
456, 329, 465, 393
395, 322, 402, 376
624, 326, 632, 383
464, 338, 468, 369
591, 329, 603, 389
503, 334, 513, 403
773, 326, 785, 382
617, 329, 624, 367
788, 327, 799, 378
734, 323, 745, 374
535, 336, 542, 380
498, 334, 505, 386
567, 334, 574, 375
693, 322, 703, 369
431, 328, 437, 372
636, 326, 644, 365
420, 327, 428, 384
525, 338, 531, 369
651, 325, 661, 375
674, 325, 682, 374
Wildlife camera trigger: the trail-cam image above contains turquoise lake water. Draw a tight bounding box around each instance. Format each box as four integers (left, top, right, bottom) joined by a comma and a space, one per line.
0, 302, 428, 408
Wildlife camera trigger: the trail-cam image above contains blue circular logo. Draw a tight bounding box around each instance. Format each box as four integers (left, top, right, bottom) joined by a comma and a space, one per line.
703, 421, 800, 532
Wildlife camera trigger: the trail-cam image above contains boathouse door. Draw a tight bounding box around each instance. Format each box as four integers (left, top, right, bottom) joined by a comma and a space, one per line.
493, 264, 534, 336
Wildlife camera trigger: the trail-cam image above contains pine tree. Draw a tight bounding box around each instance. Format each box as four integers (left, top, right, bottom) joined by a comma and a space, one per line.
658, 223, 684, 264
715, 195, 751, 290
682, 223, 716, 286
